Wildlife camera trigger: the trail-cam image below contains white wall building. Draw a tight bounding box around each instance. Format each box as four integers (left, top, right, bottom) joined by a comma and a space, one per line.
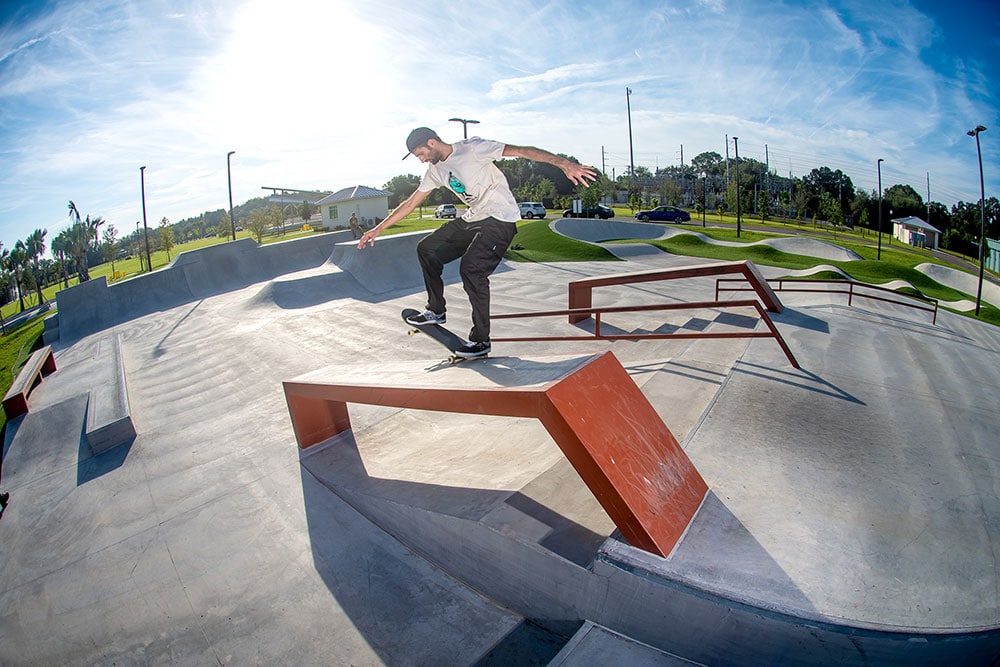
892, 216, 941, 250
316, 185, 391, 228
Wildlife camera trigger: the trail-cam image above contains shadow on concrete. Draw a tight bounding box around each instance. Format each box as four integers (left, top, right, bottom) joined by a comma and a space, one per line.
733, 361, 864, 404
76, 431, 133, 486
625, 359, 729, 386
772, 306, 831, 334
470, 618, 582, 666
298, 428, 605, 664
153, 300, 203, 358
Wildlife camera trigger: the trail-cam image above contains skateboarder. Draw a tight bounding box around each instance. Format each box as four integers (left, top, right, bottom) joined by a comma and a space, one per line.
357, 127, 597, 358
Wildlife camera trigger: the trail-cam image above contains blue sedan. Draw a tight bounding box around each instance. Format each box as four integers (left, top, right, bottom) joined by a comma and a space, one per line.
635, 206, 691, 223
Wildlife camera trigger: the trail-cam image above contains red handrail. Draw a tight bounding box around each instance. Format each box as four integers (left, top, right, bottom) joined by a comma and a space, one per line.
492, 299, 800, 368
716, 278, 939, 324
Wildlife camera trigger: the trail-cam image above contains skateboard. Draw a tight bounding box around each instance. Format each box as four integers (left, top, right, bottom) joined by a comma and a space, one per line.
401, 308, 485, 364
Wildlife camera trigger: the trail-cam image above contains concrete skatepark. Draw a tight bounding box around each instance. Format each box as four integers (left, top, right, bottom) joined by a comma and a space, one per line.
1, 221, 999, 665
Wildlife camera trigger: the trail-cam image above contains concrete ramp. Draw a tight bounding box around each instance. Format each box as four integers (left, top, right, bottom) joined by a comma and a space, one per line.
917, 261, 1000, 309
551, 218, 671, 243
551, 218, 864, 262
55, 231, 353, 341
328, 230, 460, 294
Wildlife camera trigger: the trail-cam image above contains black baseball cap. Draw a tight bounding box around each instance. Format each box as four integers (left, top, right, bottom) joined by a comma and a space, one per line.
402, 127, 440, 159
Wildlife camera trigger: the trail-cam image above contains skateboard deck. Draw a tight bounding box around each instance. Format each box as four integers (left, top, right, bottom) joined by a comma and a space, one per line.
401, 308, 484, 363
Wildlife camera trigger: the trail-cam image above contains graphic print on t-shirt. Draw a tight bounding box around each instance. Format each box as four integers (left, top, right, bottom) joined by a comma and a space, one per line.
448, 171, 476, 207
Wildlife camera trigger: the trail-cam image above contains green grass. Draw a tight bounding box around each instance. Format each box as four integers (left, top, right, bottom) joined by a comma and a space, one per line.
506, 219, 618, 263
630, 225, 1000, 326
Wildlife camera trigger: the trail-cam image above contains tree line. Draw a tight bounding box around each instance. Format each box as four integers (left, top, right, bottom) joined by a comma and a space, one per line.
7, 148, 990, 316
382, 150, 996, 257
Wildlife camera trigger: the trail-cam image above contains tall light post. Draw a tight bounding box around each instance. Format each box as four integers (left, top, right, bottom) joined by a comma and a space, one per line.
139, 166, 152, 272
968, 125, 988, 316
733, 136, 741, 238
448, 117, 479, 139
626, 87, 635, 197
135, 221, 141, 271
700, 170, 707, 227
227, 151, 236, 240
877, 158, 884, 260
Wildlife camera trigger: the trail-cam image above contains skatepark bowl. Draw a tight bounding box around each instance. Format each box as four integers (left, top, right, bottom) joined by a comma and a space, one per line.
1, 226, 999, 665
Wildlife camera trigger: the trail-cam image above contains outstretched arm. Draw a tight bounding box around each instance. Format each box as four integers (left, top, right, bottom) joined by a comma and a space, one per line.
502, 144, 599, 186
357, 188, 431, 249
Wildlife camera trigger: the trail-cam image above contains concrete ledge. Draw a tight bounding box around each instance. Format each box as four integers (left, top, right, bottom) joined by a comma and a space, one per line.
85, 334, 135, 455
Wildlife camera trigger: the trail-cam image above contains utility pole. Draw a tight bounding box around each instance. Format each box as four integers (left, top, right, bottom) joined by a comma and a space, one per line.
765, 143, 770, 202
140, 166, 152, 272
733, 136, 741, 238
968, 125, 988, 315
724, 134, 730, 188
926, 172, 931, 223
227, 151, 236, 240
877, 158, 884, 260
626, 88, 635, 196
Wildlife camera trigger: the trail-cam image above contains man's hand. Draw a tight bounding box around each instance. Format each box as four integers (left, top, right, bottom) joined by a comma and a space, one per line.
502, 144, 599, 187
562, 162, 599, 186
357, 227, 380, 249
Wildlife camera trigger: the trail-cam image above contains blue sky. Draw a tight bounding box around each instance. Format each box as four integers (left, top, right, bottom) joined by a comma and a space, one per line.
1, 0, 997, 256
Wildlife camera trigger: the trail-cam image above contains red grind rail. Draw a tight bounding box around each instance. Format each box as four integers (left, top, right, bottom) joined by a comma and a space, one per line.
716, 277, 940, 325
492, 300, 800, 369
283, 351, 708, 558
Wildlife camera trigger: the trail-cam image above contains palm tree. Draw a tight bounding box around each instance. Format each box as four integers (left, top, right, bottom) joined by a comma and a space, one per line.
0, 245, 9, 332
66, 200, 97, 282
51, 229, 72, 288
25, 228, 47, 306
10, 242, 27, 312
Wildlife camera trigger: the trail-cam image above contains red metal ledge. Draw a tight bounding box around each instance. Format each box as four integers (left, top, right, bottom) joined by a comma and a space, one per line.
567, 260, 783, 324
283, 352, 708, 557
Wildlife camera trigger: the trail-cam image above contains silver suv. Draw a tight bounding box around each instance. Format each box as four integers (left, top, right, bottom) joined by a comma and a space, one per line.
435, 204, 457, 218
518, 202, 546, 219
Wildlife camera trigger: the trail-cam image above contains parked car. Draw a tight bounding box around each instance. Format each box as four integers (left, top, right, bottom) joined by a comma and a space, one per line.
435, 204, 457, 219
635, 206, 691, 223
561, 204, 615, 219
518, 202, 546, 219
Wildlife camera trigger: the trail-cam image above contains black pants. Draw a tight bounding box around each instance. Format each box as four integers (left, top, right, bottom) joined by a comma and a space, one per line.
416, 217, 517, 342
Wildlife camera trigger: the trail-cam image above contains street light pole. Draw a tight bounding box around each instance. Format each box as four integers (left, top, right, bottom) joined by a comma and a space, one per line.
733, 136, 741, 238
227, 151, 236, 241
877, 158, 884, 260
626, 88, 635, 197
448, 117, 479, 139
140, 166, 152, 272
700, 171, 707, 227
968, 125, 988, 316
135, 221, 141, 271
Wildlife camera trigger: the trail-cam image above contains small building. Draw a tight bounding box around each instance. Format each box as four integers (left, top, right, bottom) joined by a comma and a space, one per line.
892, 216, 941, 250
316, 185, 391, 229
987, 238, 1000, 274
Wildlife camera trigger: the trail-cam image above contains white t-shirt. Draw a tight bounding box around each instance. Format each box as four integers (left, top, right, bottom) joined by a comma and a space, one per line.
417, 138, 520, 223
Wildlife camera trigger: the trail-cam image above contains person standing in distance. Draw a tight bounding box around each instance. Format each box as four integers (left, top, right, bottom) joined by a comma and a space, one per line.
358, 127, 597, 358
